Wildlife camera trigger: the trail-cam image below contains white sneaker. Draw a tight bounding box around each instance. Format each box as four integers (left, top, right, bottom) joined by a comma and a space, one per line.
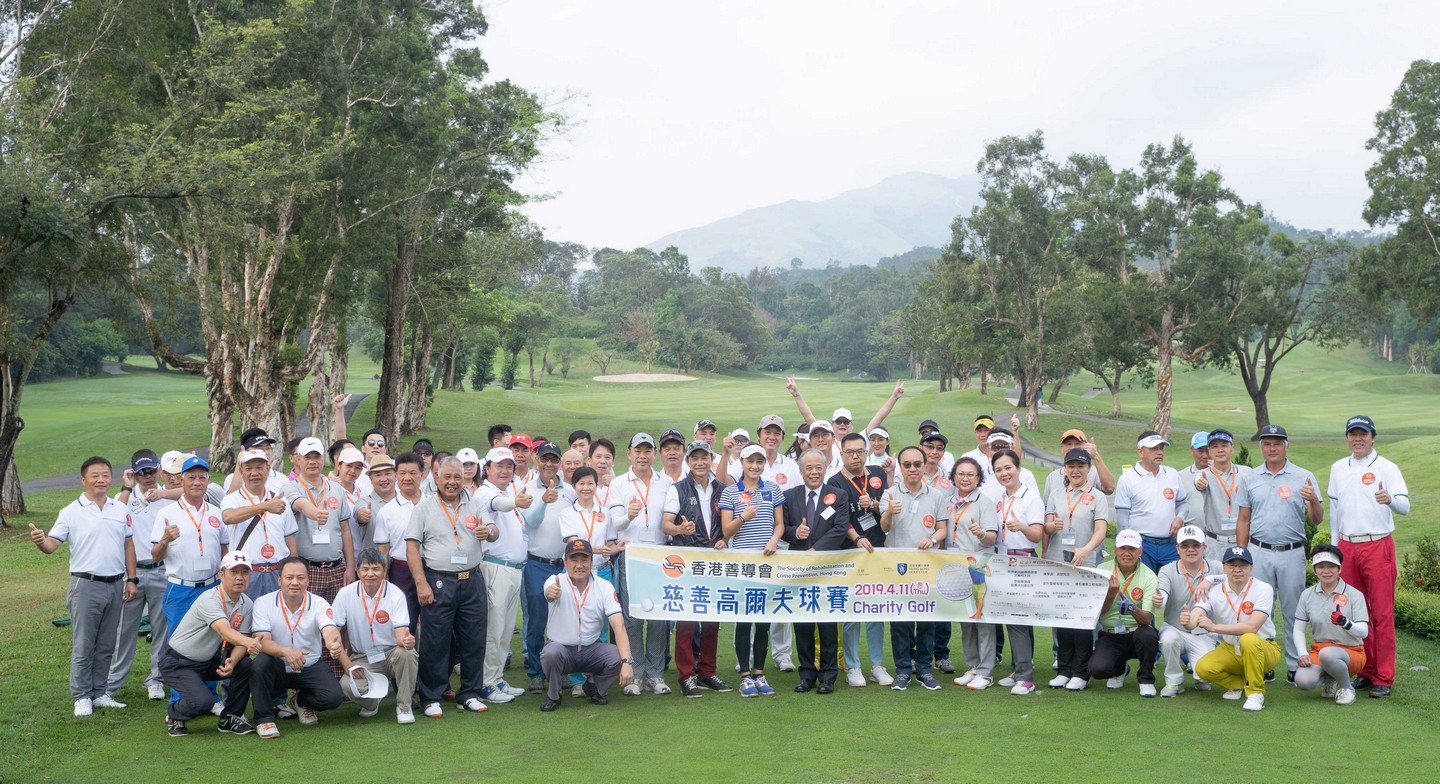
482, 687, 514, 704
1010, 681, 1035, 695
423, 702, 444, 718
1065, 677, 1089, 691
358, 700, 379, 718
571, 683, 587, 698
776, 659, 796, 672
298, 707, 318, 725
1222, 689, 1245, 700
396, 704, 415, 724
93, 694, 127, 709
498, 680, 526, 697
74, 698, 93, 717
1106, 675, 1125, 689
211, 701, 223, 716
953, 670, 977, 687
1160, 684, 1184, 698
1243, 693, 1265, 712
966, 675, 993, 691
998, 676, 1016, 687
649, 677, 672, 695
1139, 683, 1157, 698
1047, 674, 1069, 689
870, 665, 894, 686
622, 682, 642, 696
1335, 687, 1357, 705
147, 684, 166, 701
461, 697, 487, 713
846, 668, 867, 687
257, 721, 280, 739
1194, 680, 1212, 691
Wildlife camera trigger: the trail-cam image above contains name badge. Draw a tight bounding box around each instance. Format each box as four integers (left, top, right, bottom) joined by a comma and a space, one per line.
820, 506, 834, 520
858, 513, 877, 531
450, 549, 468, 565
1220, 520, 1236, 533
191, 558, 211, 573
365, 647, 386, 664
1061, 533, 1077, 546
313, 527, 332, 544
909, 500, 919, 515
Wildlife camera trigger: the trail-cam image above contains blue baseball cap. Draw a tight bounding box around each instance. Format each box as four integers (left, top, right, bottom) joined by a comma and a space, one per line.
1223, 546, 1253, 565
180, 455, 210, 473
1207, 429, 1234, 445
1345, 415, 1376, 435
132, 455, 160, 472
1190, 431, 1210, 449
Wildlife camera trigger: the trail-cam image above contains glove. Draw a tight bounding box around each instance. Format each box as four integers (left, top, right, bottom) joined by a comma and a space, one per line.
1330, 610, 1351, 629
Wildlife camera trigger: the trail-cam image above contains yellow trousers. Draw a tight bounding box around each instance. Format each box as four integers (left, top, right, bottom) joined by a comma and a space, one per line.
1194, 633, 1282, 697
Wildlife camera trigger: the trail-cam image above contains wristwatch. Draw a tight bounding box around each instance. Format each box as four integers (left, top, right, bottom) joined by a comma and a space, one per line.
621, 657, 636, 665
126, 577, 139, 585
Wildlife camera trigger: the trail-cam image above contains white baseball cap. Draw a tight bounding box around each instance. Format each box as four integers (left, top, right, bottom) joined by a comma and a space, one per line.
484, 447, 515, 465
740, 444, 767, 460
1312, 550, 1342, 568
1115, 530, 1143, 549
160, 450, 188, 474
342, 665, 390, 701
1176, 525, 1205, 545
832, 408, 854, 422
220, 551, 252, 571
455, 447, 481, 465
336, 447, 367, 466
294, 437, 326, 456
729, 428, 750, 442
868, 427, 889, 440
986, 431, 1015, 447
238, 448, 271, 464
808, 419, 834, 434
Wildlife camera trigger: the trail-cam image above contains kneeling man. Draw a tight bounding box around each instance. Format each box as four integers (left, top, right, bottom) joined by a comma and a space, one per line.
1184, 546, 1282, 712
334, 547, 419, 724
538, 539, 634, 711
251, 558, 346, 737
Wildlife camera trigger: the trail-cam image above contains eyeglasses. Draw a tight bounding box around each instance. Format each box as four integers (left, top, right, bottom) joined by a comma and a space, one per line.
365, 439, 386, 447
954, 471, 980, 479
841, 449, 866, 457
900, 461, 924, 469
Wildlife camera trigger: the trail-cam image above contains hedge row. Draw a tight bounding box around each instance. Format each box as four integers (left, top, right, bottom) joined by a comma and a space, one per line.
1396, 589, 1440, 641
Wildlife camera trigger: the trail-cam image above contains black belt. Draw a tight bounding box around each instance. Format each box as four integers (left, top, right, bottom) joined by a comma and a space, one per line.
528, 553, 564, 568
426, 567, 473, 581
136, 561, 163, 570
302, 558, 344, 569
1250, 538, 1305, 552
72, 572, 123, 583
1141, 535, 1173, 543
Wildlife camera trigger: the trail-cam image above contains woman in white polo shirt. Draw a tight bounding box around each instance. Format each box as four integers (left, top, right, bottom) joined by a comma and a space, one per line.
992, 449, 1044, 695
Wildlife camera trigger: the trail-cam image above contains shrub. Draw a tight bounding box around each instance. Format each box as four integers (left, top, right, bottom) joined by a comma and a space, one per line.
1395, 588, 1440, 641
1401, 536, 1440, 594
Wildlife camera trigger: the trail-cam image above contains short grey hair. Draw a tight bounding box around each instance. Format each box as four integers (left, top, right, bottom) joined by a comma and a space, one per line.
799, 448, 829, 465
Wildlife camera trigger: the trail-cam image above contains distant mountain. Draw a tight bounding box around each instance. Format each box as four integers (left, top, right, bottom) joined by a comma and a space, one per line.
645, 172, 981, 273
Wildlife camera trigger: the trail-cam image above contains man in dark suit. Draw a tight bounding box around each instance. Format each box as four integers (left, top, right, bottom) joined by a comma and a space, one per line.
784, 449, 851, 693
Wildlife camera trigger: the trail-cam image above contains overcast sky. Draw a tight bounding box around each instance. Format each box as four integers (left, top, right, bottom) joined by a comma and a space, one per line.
481, 0, 1437, 250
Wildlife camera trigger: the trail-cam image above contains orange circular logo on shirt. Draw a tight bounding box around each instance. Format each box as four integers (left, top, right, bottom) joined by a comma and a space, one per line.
662, 554, 686, 578
922, 514, 935, 529
1278, 486, 1292, 499
938, 478, 952, 489
1082, 495, 1095, 506
260, 543, 275, 559
776, 473, 788, 484
738, 492, 752, 505
1130, 587, 1143, 601
230, 613, 244, 629
326, 497, 341, 510
1240, 601, 1254, 615
375, 610, 390, 624
869, 476, 883, 489
1334, 595, 1348, 607
208, 516, 221, 528
464, 515, 479, 530
325, 608, 334, 619
822, 492, 837, 506
1361, 473, 1376, 486
1163, 488, 1175, 500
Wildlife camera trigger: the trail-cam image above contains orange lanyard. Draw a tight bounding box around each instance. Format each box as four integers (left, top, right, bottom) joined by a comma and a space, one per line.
1210, 467, 1239, 515
179, 499, 209, 555
1064, 483, 1093, 528
240, 487, 271, 543
302, 480, 330, 521
358, 583, 386, 646
845, 472, 867, 497
438, 500, 463, 545
279, 594, 309, 638
1222, 578, 1253, 622
999, 491, 1021, 527
1181, 563, 1210, 606
503, 484, 525, 525
631, 476, 651, 525
1115, 566, 1138, 603
219, 589, 235, 628
952, 498, 975, 539
576, 501, 602, 541
565, 576, 592, 625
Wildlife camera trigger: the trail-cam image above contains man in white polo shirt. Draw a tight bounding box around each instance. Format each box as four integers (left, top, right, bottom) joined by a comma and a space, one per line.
250, 557, 346, 738
1113, 431, 1189, 572
538, 539, 634, 711
221, 448, 299, 600
378, 451, 425, 625
31, 456, 138, 716
151, 456, 229, 641
334, 547, 418, 724
1327, 414, 1409, 699
471, 446, 539, 704
609, 433, 677, 693
1185, 546, 1281, 712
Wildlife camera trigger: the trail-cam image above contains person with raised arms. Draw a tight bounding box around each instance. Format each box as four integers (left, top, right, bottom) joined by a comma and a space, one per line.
1041, 429, 1116, 500
719, 444, 787, 697
249, 558, 346, 738
784, 376, 905, 457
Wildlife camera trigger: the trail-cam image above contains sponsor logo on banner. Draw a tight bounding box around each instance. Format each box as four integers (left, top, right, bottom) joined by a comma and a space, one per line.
662, 554, 686, 578
897, 563, 908, 576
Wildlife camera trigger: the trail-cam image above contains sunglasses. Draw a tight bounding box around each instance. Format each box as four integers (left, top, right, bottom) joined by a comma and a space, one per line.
365, 439, 386, 447
900, 461, 924, 469
135, 468, 158, 476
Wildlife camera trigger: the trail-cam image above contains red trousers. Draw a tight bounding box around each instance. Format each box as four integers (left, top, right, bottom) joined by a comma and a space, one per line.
1339, 537, 1396, 687
674, 621, 719, 679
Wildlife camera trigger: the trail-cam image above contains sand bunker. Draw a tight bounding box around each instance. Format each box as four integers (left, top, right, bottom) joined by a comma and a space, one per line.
593, 373, 698, 383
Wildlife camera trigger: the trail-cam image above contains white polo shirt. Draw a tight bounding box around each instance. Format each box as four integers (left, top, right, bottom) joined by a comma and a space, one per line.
1198, 577, 1276, 644
49, 493, 132, 576
253, 590, 336, 669
544, 574, 622, 646
127, 493, 169, 561
376, 495, 419, 562
1113, 463, 1189, 537
221, 487, 298, 564
607, 470, 674, 545
472, 481, 533, 562
994, 485, 1045, 552
1327, 450, 1409, 542
558, 500, 615, 569
151, 498, 229, 582
529, 481, 575, 560
331, 580, 411, 652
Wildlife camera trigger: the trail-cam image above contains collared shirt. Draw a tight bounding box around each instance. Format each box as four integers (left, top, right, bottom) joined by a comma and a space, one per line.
727, 453, 801, 491
1177, 464, 1207, 528
221, 487, 298, 564
947, 489, 998, 552
253, 590, 336, 669
376, 495, 418, 562
1155, 558, 1223, 630
558, 500, 615, 568
718, 478, 784, 551
1192, 464, 1252, 539
332, 580, 411, 652
1243, 460, 1316, 545
221, 469, 288, 496
348, 491, 395, 555
49, 493, 132, 576
404, 494, 486, 572
1198, 577, 1276, 643
1042, 466, 1104, 504
151, 497, 228, 581
977, 465, 1041, 504
993, 484, 1043, 552
545, 574, 621, 647
607, 470, 674, 545
1097, 560, 1159, 632
880, 481, 951, 549
281, 476, 354, 562
127, 490, 169, 560
663, 481, 717, 539
473, 480, 534, 563
1042, 482, 1110, 565
167, 586, 253, 662
1327, 450, 1409, 542
1295, 579, 1369, 647
1113, 463, 1189, 537
529, 480, 576, 560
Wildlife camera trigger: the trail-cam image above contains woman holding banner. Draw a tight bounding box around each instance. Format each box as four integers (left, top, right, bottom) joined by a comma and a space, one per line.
719, 445, 787, 698
992, 449, 1045, 695
947, 457, 1000, 690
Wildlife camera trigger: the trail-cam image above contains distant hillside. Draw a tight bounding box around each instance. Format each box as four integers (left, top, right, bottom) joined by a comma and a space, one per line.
645, 172, 981, 273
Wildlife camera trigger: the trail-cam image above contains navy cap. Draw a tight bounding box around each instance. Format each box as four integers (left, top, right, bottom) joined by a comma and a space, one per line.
1257, 424, 1288, 440
180, 455, 210, 473
1345, 415, 1376, 435
1063, 447, 1092, 465
535, 442, 562, 460
920, 431, 948, 447
918, 418, 940, 434
659, 429, 686, 447
564, 538, 593, 558
1207, 429, 1234, 445
132, 455, 160, 472
1223, 546, 1253, 565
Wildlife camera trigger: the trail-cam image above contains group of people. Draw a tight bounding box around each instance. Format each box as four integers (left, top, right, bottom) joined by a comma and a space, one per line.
31, 376, 1411, 737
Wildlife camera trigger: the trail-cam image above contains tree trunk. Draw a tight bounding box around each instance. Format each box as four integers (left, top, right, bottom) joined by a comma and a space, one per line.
1108, 367, 1124, 419
375, 231, 418, 442
1047, 377, 1065, 405
280, 381, 298, 445
527, 348, 536, 388
1150, 307, 1176, 436
205, 371, 237, 476
306, 324, 339, 446
538, 344, 548, 389
978, 355, 988, 395
1, 455, 24, 521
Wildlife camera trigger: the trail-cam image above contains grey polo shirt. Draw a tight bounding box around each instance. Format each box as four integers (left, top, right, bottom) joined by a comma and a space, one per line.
881, 482, 950, 548
1295, 579, 1369, 647
1155, 558, 1223, 629
1193, 465, 1252, 539
167, 586, 253, 662
1043, 482, 1110, 565
404, 494, 486, 573
1242, 460, 1317, 546
281, 476, 353, 562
